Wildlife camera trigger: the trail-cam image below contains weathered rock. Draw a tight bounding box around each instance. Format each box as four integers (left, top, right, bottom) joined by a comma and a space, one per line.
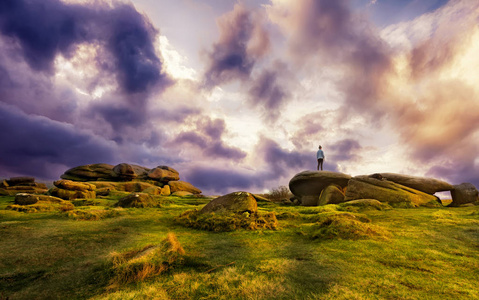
7, 177, 35, 185
161, 185, 171, 196
142, 186, 163, 196
344, 176, 440, 207
112, 163, 150, 181
115, 193, 156, 208
89, 181, 119, 190
54, 180, 95, 191
168, 181, 202, 194
200, 191, 257, 214
15, 193, 64, 205
49, 187, 96, 200
148, 166, 180, 182
61, 164, 115, 181
378, 173, 453, 194
449, 183, 479, 207
289, 171, 351, 206
318, 184, 345, 206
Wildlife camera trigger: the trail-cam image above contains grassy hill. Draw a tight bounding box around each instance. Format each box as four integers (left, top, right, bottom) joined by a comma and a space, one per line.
0, 194, 478, 299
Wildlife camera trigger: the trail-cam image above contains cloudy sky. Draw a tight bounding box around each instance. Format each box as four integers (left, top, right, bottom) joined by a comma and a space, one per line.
1, 0, 478, 195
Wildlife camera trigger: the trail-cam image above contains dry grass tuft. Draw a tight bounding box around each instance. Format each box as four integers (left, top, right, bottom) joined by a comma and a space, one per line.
175, 210, 278, 232
108, 233, 185, 288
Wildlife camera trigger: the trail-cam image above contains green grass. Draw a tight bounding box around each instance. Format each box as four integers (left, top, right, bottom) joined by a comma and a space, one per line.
0, 195, 478, 299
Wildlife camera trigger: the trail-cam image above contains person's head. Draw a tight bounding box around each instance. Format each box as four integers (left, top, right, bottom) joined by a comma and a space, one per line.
319, 145, 322, 149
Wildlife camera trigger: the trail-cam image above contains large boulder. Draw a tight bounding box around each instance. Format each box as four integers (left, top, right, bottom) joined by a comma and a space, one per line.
289, 171, 351, 206
54, 180, 95, 191
449, 183, 479, 207
318, 184, 346, 206
378, 173, 453, 194
112, 163, 150, 181
49, 188, 96, 200
7, 177, 35, 186
61, 164, 115, 181
147, 166, 180, 182
200, 191, 257, 214
168, 181, 202, 194
115, 193, 156, 208
344, 176, 440, 207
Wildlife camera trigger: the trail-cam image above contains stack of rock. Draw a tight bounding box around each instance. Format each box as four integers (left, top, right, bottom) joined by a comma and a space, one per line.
289, 171, 478, 208
58, 163, 202, 198
0, 177, 48, 196
49, 180, 96, 200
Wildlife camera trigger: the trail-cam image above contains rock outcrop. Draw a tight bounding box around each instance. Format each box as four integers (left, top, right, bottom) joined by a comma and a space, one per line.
50, 180, 96, 200
289, 171, 351, 206
344, 176, 440, 207
15, 193, 65, 205
0, 177, 48, 196
377, 173, 453, 194
59, 163, 200, 196
449, 183, 479, 207
200, 191, 257, 214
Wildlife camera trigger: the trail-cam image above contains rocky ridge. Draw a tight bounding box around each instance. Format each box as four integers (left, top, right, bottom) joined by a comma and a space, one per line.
289, 171, 479, 207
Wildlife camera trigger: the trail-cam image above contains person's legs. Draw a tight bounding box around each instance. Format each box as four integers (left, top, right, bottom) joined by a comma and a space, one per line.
319, 159, 323, 171
317, 159, 320, 170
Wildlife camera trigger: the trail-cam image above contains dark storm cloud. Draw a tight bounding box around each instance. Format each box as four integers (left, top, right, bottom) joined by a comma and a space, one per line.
183, 167, 258, 194
203, 3, 270, 87
171, 118, 247, 161
0, 104, 116, 180
329, 139, 362, 162
0, 0, 170, 94
248, 62, 292, 122
428, 162, 479, 188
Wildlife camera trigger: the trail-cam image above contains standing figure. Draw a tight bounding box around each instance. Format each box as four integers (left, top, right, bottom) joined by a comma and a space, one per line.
317, 145, 325, 171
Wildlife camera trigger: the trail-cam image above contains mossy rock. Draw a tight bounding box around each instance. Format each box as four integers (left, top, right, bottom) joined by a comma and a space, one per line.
14, 193, 64, 205
200, 191, 257, 214
175, 209, 278, 232
7, 195, 74, 213
115, 193, 157, 208
318, 184, 345, 205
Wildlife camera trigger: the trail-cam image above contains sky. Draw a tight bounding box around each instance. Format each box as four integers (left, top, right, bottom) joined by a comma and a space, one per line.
1, 0, 478, 195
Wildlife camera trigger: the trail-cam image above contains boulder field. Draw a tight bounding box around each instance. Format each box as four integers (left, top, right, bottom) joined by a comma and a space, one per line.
289, 171, 479, 207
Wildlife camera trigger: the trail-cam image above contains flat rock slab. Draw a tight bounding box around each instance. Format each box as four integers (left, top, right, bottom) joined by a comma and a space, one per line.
344, 176, 439, 207
379, 173, 453, 194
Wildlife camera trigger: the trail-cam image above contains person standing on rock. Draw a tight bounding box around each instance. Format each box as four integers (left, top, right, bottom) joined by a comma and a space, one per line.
317, 145, 325, 171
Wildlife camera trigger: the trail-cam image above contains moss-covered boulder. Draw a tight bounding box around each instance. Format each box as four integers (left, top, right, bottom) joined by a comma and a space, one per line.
344, 176, 440, 207
115, 193, 156, 208
377, 173, 453, 194
15, 193, 64, 205
113, 163, 150, 181
200, 191, 257, 214
318, 184, 345, 206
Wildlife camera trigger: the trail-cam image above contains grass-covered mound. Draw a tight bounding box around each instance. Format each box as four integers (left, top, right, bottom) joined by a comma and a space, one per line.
65, 208, 124, 221
114, 192, 159, 208
305, 212, 390, 240
109, 233, 185, 288
339, 199, 393, 211
175, 209, 278, 232
6, 194, 74, 213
